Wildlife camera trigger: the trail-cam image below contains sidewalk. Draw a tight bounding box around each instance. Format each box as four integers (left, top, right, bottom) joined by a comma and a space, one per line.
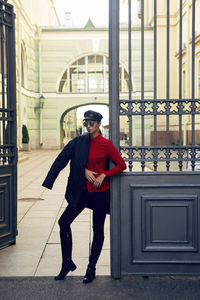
1, 151, 200, 299
0, 150, 110, 277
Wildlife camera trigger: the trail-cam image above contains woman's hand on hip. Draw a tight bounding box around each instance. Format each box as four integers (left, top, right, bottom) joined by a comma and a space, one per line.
85, 168, 98, 183
93, 173, 106, 189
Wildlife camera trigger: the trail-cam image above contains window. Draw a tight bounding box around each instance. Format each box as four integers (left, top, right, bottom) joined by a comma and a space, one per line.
59, 55, 130, 93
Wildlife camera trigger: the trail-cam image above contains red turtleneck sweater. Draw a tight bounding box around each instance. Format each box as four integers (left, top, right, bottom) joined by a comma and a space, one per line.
84, 134, 126, 193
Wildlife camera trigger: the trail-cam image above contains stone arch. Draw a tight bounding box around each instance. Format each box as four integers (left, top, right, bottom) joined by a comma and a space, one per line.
60, 103, 109, 147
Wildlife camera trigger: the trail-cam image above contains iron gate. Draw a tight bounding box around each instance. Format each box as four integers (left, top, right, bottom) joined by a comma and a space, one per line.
0, 0, 17, 249
109, 0, 200, 278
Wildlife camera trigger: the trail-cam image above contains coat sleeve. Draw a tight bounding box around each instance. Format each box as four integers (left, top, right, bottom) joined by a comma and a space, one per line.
42, 139, 76, 189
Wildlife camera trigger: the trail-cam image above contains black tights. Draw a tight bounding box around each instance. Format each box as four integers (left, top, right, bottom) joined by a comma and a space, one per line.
58, 190, 109, 266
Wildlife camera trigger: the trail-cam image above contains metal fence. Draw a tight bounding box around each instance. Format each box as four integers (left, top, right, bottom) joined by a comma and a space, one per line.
115, 0, 200, 173
0, 0, 17, 249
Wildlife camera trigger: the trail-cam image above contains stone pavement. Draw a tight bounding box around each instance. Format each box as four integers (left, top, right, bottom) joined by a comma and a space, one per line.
1, 151, 200, 300
0, 150, 110, 277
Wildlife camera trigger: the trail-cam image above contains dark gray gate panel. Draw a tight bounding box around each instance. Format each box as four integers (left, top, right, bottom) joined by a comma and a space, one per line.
109, 0, 200, 278
120, 174, 200, 275
0, 167, 15, 248
0, 0, 17, 249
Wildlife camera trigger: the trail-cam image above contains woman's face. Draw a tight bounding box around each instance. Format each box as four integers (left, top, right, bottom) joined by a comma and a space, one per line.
84, 120, 101, 135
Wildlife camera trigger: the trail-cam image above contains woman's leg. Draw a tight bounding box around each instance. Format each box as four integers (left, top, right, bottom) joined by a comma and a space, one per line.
89, 190, 109, 266
83, 190, 109, 283
58, 201, 85, 262
55, 196, 86, 280
89, 206, 106, 266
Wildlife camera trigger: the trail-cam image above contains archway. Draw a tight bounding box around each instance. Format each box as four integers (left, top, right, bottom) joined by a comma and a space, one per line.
60, 103, 109, 147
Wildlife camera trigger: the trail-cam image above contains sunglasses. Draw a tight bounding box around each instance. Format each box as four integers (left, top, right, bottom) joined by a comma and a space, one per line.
83, 120, 96, 127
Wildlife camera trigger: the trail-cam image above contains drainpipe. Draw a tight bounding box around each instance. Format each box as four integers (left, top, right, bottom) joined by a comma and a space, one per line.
38, 27, 44, 146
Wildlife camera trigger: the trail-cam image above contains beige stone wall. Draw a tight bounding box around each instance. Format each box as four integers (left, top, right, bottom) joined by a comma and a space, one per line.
9, 0, 59, 150
18, 0, 59, 26
9, 0, 155, 149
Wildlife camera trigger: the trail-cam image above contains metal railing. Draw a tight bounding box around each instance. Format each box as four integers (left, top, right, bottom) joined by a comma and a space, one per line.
117, 0, 199, 172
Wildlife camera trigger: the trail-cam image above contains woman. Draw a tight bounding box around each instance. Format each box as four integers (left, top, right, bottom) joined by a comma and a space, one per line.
42, 110, 126, 283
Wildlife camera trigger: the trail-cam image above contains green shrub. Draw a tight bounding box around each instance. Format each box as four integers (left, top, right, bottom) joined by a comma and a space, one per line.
22, 124, 29, 144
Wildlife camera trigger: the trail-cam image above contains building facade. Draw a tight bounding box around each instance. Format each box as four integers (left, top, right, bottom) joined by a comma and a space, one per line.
146, 0, 200, 145
9, 0, 60, 149
10, 0, 200, 150
7, 0, 154, 149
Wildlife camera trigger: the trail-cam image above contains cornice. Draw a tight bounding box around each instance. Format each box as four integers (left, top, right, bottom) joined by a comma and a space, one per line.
10, 0, 37, 34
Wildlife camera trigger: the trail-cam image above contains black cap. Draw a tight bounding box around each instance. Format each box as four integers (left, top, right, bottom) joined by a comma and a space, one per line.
83, 110, 103, 122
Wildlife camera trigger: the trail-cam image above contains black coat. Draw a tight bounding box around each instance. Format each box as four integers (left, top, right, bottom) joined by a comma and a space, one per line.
42, 134, 90, 208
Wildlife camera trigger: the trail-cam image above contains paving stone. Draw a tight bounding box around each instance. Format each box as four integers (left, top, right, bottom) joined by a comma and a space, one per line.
0, 150, 111, 277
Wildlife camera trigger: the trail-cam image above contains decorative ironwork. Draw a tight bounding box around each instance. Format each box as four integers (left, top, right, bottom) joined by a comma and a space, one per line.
120, 145, 199, 171
0, 1, 16, 167
0, 0, 17, 249
120, 99, 200, 116
120, 98, 200, 172
114, 0, 200, 173
0, 0, 13, 27
120, 97, 200, 172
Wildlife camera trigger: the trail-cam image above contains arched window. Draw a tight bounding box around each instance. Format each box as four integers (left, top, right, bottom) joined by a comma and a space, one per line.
59, 54, 130, 93
21, 43, 27, 88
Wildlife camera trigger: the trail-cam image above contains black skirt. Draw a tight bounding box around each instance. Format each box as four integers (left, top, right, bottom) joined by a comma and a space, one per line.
80, 189, 110, 215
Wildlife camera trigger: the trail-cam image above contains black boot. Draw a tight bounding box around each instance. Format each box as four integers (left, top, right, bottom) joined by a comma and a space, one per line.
83, 264, 96, 284
54, 258, 76, 280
